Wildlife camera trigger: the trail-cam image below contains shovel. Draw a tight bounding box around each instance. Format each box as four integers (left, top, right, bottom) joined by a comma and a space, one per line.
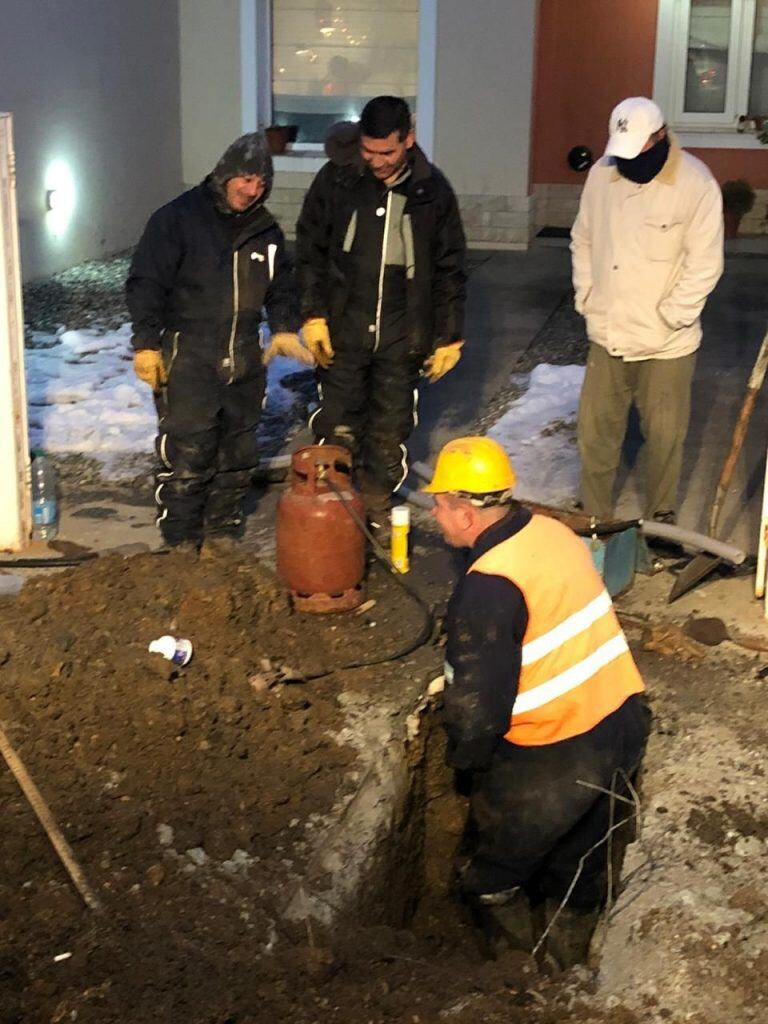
669, 328, 768, 602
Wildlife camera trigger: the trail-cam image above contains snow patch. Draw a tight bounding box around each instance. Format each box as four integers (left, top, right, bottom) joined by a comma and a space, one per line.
25, 324, 312, 474
488, 363, 584, 507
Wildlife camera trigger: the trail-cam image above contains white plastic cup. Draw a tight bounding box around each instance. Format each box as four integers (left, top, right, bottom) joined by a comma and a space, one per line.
148, 635, 193, 666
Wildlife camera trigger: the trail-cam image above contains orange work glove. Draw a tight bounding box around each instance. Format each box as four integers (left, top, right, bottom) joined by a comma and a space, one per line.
424, 341, 464, 383
133, 349, 167, 392
263, 332, 315, 366
301, 318, 334, 369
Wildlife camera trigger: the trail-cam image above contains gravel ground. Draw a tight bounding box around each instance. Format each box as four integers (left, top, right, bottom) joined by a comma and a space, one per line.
476, 293, 586, 436
23, 252, 132, 335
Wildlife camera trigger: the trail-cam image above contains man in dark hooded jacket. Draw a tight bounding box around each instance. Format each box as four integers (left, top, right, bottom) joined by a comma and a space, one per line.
127, 133, 311, 555
296, 96, 466, 529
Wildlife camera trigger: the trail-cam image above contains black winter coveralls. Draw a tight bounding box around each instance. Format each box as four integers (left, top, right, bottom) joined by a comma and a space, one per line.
127, 182, 297, 546
296, 129, 466, 501
444, 507, 650, 911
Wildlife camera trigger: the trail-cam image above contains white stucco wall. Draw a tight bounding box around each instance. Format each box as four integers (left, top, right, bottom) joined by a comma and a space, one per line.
179, 0, 244, 186
432, 0, 538, 246
0, 0, 181, 282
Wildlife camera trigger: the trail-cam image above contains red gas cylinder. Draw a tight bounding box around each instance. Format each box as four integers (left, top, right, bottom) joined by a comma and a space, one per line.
276, 445, 366, 613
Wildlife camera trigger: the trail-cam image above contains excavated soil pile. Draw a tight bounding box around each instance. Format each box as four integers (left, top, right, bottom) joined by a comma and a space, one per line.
0, 549, 432, 1023
6, 545, 767, 1024
0, 547, 632, 1024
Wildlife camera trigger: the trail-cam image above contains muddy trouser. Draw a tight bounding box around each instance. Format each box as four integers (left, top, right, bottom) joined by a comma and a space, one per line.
154, 340, 265, 547
577, 342, 697, 520
310, 329, 422, 501
460, 695, 651, 911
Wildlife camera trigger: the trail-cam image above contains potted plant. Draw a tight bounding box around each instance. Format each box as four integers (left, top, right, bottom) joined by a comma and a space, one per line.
264, 124, 299, 155
721, 179, 756, 238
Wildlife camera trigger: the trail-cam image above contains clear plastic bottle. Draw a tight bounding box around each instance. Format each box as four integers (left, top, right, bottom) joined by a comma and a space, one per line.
31, 453, 59, 542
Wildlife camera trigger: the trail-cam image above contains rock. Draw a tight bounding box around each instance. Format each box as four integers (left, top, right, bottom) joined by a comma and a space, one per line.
185, 846, 209, 867
146, 864, 165, 886
733, 835, 764, 859
156, 823, 174, 847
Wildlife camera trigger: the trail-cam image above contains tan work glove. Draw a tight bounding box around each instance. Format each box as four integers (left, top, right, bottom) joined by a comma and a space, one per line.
263, 332, 315, 367
133, 349, 167, 392
302, 318, 334, 369
424, 341, 464, 383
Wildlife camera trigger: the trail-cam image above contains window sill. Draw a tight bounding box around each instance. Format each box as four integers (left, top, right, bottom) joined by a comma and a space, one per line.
676, 131, 764, 150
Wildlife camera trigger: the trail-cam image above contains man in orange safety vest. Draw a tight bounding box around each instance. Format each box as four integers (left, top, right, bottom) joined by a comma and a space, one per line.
424, 435, 650, 968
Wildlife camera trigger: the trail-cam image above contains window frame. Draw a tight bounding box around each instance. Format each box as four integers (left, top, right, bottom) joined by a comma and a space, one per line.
242, 0, 435, 157
654, 0, 759, 132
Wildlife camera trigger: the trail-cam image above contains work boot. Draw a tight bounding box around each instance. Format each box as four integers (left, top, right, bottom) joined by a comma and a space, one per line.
361, 490, 392, 557
543, 900, 601, 971
200, 535, 239, 560
652, 510, 676, 525
471, 887, 535, 959
159, 539, 199, 560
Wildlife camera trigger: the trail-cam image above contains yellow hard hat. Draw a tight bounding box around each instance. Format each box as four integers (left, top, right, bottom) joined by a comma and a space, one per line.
422, 436, 517, 495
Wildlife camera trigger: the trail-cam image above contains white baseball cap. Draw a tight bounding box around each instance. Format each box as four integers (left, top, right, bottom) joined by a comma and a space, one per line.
605, 97, 665, 159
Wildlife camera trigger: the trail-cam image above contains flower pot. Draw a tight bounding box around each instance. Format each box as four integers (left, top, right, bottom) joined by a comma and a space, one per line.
265, 126, 291, 155
724, 209, 742, 239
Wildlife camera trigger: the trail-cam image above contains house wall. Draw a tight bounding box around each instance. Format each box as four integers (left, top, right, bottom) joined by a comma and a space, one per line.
533, 0, 659, 190
533, 0, 768, 232
270, 0, 539, 248
179, 0, 244, 186
0, 0, 181, 281
431, 0, 538, 247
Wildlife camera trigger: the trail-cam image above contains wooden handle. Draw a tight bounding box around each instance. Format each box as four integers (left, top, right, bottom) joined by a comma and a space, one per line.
709, 329, 768, 538
0, 724, 102, 912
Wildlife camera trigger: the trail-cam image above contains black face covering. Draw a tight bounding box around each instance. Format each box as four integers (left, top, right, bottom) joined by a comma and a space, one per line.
616, 135, 670, 184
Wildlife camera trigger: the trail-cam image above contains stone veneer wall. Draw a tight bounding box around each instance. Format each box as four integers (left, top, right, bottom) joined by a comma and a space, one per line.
533, 183, 768, 236
533, 183, 583, 231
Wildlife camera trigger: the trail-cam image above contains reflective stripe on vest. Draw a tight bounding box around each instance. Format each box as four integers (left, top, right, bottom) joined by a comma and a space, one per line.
469, 514, 644, 746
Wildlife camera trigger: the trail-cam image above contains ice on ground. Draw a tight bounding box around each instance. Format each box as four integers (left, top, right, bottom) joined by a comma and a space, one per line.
25, 324, 313, 474
488, 363, 584, 507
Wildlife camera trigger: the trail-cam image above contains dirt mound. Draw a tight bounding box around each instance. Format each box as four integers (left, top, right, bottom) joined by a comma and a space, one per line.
0, 549, 419, 1022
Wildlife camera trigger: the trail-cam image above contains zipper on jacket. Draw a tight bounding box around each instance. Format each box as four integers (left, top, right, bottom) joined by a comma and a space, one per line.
168, 331, 180, 374
226, 250, 240, 384
402, 213, 416, 281
374, 190, 393, 352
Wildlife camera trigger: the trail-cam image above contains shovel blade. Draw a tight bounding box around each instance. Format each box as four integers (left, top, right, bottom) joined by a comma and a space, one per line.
668, 554, 722, 603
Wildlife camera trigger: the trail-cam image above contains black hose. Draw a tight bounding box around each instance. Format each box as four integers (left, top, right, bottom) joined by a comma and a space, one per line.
0, 553, 98, 569
303, 473, 435, 678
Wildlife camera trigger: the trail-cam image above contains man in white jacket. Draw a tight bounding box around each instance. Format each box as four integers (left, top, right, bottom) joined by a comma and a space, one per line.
571, 97, 723, 523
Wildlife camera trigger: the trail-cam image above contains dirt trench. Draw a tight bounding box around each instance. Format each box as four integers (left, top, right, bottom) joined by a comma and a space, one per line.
0, 543, 614, 1024
3, 543, 768, 1024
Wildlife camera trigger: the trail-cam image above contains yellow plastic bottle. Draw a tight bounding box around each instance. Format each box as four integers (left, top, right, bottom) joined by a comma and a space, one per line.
390, 505, 410, 574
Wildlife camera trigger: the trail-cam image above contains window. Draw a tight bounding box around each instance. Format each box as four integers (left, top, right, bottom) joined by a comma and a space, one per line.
271, 0, 419, 145
655, 0, 768, 130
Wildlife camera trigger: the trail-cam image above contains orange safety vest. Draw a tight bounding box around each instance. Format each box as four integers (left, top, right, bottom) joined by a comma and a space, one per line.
469, 514, 644, 747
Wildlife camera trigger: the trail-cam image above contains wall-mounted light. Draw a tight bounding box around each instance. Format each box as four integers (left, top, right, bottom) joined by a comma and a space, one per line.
44, 158, 76, 237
